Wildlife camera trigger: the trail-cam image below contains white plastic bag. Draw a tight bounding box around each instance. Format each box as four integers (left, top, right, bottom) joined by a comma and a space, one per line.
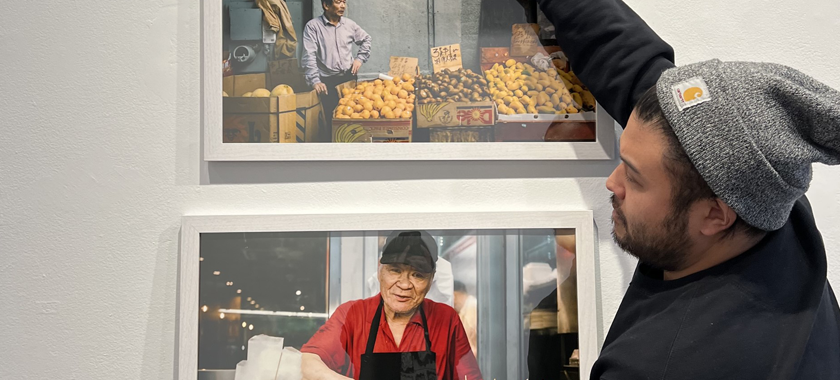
530, 52, 553, 72
235, 335, 286, 380
276, 347, 303, 380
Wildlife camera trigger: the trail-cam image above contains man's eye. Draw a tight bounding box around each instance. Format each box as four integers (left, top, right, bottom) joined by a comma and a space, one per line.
625, 172, 637, 185
412, 273, 426, 279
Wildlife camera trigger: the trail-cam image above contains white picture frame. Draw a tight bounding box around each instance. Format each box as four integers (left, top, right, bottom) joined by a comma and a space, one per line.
203, 0, 616, 161
178, 211, 599, 380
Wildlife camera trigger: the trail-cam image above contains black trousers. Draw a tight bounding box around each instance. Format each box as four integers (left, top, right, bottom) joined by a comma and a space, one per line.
319, 72, 357, 141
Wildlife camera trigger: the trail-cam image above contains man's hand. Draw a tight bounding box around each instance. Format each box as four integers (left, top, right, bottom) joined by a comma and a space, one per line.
301, 353, 352, 380
351, 59, 363, 75
314, 83, 328, 95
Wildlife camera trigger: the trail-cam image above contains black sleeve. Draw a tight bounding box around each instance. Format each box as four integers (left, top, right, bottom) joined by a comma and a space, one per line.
536, 0, 676, 127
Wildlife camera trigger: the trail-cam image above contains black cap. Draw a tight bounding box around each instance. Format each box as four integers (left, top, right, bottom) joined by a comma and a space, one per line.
380, 231, 438, 273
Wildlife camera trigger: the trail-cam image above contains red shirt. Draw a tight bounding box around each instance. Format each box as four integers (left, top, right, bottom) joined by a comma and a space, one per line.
302, 295, 483, 380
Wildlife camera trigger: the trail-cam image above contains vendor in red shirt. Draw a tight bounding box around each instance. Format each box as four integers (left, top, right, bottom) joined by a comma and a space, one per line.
301, 231, 483, 380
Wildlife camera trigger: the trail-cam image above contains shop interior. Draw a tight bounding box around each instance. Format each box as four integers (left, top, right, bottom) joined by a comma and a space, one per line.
197, 229, 580, 380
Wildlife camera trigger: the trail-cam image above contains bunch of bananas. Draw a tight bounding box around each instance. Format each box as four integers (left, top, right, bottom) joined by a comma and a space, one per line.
333, 123, 367, 142
334, 74, 416, 119
485, 59, 596, 115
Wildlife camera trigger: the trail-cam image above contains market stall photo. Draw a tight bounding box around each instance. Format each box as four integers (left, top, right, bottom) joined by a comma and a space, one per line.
219, 0, 603, 146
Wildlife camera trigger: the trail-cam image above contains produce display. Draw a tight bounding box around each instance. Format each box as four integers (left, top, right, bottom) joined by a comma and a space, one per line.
485, 59, 596, 115
334, 74, 417, 119
232, 84, 295, 98
415, 68, 492, 104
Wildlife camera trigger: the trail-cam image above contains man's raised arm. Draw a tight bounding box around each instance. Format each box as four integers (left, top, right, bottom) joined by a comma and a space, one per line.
537, 0, 675, 126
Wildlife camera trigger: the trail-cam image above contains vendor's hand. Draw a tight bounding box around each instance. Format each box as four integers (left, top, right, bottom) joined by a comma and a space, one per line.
351, 59, 363, 75
314, 83, 328, 95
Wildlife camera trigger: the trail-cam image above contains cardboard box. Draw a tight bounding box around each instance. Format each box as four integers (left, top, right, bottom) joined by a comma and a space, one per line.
495, 113, 595, 142
267, 59, 325, 142
334, 79, 357, 98
223, 73, 268, 97
429, 126, 494, 143
415, 101, 496, 128
332, 119, 412, 143
294, 90, 324, 142
223, 95, 298, 143
330, 80, 412, 142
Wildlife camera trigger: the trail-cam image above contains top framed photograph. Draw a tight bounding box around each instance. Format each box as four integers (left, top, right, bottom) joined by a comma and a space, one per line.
203, 0, 617, 161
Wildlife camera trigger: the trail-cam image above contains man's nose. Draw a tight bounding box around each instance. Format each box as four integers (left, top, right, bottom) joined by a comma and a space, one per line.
606, 166, 625, 200
396, 274, 413, 288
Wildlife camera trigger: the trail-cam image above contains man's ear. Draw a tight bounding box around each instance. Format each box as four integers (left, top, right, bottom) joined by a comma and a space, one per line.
699, 198, 737, 236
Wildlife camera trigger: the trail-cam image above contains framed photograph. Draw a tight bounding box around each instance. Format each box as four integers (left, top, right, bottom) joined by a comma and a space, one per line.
178, 211, 598, 380
203, 0, 616, 161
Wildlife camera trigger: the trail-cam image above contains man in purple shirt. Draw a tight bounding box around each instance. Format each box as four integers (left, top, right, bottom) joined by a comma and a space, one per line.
302, 0, 372, 132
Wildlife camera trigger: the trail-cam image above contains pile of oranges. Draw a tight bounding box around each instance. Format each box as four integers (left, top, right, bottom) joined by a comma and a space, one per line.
334, 74, 416, 119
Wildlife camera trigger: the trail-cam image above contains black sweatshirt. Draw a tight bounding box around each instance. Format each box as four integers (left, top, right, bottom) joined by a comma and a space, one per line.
536, 0, 840, 379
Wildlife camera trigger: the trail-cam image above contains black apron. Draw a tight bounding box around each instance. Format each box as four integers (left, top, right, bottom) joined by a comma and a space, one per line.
358, 298, 438, 380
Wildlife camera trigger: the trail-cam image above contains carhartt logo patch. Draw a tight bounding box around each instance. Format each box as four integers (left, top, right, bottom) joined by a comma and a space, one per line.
672, 77, 711, 111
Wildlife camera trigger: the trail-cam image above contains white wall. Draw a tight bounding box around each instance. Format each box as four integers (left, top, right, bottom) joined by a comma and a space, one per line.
1, 0, 838, 378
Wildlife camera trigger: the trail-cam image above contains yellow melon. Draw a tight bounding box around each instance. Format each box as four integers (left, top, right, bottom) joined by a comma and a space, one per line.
270, 84, 294, 97
251, 88, 271, 97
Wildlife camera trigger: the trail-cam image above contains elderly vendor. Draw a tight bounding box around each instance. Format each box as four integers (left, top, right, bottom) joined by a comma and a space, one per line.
301, 231, 483, 380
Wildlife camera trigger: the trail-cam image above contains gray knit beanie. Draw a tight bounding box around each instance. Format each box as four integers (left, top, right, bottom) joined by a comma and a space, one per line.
655, 59, 840, 231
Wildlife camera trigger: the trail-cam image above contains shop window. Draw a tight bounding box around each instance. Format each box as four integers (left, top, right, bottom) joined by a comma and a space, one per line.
198, 232, 330, 370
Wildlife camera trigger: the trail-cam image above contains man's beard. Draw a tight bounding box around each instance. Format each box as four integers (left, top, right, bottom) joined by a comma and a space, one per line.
611, 194, 693, 272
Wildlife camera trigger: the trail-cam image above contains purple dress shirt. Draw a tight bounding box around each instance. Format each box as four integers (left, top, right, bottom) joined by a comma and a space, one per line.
302, 15, 372, 87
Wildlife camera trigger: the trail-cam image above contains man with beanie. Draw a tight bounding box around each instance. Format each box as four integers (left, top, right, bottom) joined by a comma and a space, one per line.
537, 0, 840, 379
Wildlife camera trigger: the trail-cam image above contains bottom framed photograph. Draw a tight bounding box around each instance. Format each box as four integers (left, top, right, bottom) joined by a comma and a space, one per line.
179, 211, 597, 380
